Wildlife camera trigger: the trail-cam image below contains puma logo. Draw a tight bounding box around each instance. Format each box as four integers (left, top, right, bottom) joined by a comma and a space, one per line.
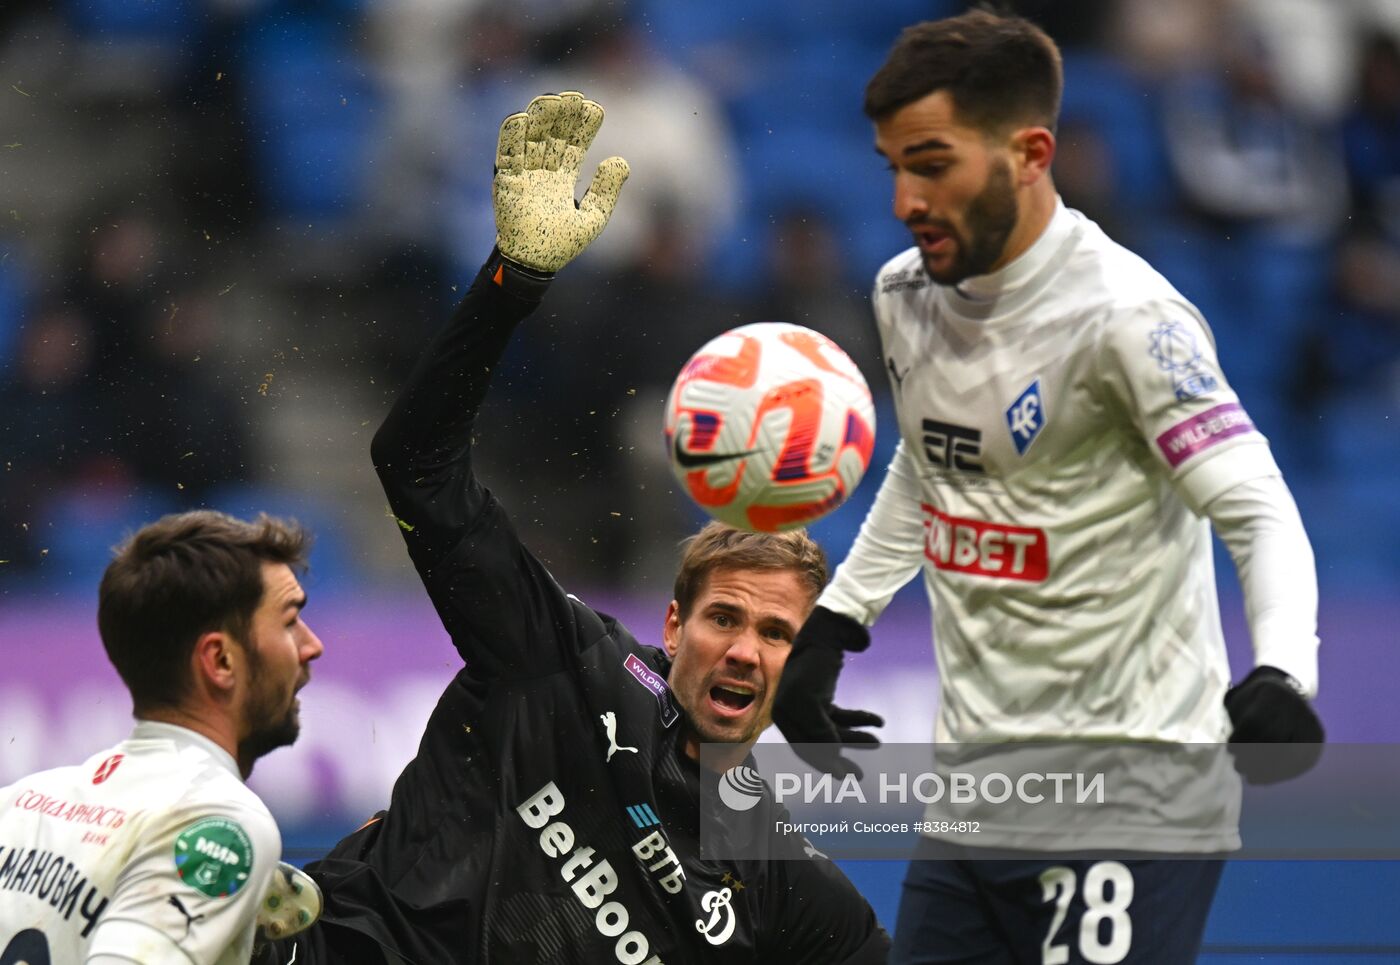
600, 711, 638, 762
169, 894, 205, 940
887, 357, 910, 391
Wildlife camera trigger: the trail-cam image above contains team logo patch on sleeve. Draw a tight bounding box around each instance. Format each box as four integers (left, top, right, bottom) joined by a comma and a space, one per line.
624, 653, 680, 728
1005, 378, 1046, 455
1149, 321, 1220, 400
174, 817, 254, 898
1156, 402, 1256, 468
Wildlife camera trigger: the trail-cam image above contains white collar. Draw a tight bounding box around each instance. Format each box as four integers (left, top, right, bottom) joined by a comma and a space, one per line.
132, 719, 241, 779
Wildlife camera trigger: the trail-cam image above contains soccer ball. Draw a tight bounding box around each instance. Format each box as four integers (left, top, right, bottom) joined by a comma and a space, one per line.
664, 322, 876, 532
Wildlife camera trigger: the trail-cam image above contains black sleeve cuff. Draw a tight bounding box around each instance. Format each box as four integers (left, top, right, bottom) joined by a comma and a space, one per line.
481, 247, 555, 303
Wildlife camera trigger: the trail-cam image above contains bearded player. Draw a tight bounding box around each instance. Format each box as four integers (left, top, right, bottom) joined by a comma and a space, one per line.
774, 11, 1325, 964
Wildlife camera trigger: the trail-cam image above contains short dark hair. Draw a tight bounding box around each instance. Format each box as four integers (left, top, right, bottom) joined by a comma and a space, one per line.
672, 521, 827, 621
864, 10, 1063, 134
97, 510, 312, 714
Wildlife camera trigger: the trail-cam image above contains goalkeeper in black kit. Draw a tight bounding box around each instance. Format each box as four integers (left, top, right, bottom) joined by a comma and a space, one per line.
258, 92, 889, 964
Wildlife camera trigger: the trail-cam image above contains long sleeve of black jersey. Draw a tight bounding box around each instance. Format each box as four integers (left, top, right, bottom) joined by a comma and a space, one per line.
371, 253, 584, 680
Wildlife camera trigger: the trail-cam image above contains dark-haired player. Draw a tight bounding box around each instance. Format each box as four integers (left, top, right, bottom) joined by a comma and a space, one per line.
0, 511, 324, 964
773, 11, 1324, 964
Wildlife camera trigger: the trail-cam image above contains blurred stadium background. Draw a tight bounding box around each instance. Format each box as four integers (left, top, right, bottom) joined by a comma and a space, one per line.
2, 0, 1398, 959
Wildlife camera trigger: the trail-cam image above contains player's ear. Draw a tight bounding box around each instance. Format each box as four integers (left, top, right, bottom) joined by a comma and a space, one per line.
1011, 126, 1055, 186
663, 601, 683, 658
192, 630, 239, 694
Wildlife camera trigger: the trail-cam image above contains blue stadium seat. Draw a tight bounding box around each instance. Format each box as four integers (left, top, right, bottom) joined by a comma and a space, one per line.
1317, 392, 1400, 480
1059, 53, 1175, 212
64, 0, 195, 46
1290, 473, 1400, 593
639, 0, 773, 58
1134, 224, 1232, 322
0, 241, 25, 372
1235, 239, 1329, 362
240, 16, 383, 220
706, 209, 774, 293
35, 486, 180, 591
727, 42, 881, 143
760, 0, 959, 45
1195, 238, 1327, 416
641, 0, 956, 66
740, 126, 888, 228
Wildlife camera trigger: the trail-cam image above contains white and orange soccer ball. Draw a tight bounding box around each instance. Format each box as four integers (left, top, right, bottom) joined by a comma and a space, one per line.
664, 322, 876, 533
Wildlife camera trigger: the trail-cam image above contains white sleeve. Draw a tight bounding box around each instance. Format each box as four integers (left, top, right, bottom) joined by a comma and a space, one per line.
1199, 473, 1321, 697
1096, 301, 1271, 491
818, 438, 928, 626
85, 801, 281, 965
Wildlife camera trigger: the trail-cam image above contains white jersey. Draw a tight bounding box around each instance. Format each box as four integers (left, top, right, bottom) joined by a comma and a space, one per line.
0, 721, 280, 964
823, 201, 1307, 746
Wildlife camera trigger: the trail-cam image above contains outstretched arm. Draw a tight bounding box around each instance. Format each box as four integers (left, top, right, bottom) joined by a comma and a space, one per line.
369, 250, 551, 570
371, 92, 628, 678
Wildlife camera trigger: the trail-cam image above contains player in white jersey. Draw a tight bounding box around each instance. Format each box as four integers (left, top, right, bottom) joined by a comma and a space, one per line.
0, 511, 324, 964
772, 11, 1325, 964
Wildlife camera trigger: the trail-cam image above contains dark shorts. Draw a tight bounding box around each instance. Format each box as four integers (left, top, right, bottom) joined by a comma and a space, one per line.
891, 838, 1224, 965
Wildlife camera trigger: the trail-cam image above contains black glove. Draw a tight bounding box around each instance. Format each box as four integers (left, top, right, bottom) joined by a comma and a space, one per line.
1225, 665, 1324, 784
773, 606, 885, 780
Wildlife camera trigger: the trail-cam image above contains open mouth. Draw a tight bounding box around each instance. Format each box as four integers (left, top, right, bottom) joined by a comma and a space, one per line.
709, 685, 756, 713
915, 228, 954, 255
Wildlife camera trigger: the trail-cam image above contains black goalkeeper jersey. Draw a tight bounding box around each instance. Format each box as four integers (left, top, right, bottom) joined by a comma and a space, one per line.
281, 255, 889, 965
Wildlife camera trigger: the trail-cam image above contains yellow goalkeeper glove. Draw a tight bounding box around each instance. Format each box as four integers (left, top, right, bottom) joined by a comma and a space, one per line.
493, 91, 630, 273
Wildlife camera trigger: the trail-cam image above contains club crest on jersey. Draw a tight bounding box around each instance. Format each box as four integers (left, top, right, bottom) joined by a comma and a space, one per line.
696, 887, 737, 946
1149, 321, 1219, 401
1005, 379, 1046, 455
